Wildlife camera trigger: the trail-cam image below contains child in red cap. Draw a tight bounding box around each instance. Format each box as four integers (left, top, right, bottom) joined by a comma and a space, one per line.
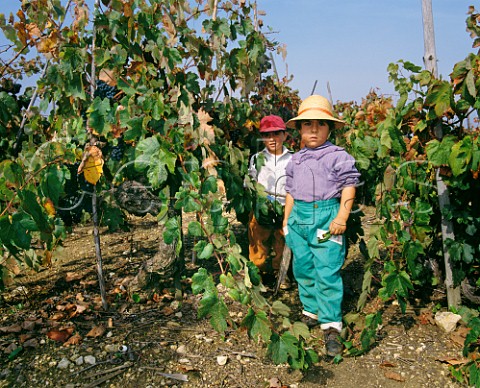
247, 115, 292, 285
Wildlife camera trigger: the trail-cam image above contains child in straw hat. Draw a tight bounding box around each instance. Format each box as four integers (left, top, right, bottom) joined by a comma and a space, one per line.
283, 95, 360, 357
248, 115, 292, 285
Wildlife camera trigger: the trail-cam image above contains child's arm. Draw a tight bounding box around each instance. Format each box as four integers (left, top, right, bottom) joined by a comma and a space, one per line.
330, 186, 356, 235
282, 193, 294, 229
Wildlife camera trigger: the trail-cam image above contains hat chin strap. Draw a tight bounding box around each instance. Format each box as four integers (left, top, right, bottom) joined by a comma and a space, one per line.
298, 106, 334, 118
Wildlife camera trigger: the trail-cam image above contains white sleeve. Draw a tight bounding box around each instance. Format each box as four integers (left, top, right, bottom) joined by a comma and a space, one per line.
248, 154, 258, 180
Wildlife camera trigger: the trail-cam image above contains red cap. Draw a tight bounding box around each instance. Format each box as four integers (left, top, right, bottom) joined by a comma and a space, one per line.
259, 115, 286, 133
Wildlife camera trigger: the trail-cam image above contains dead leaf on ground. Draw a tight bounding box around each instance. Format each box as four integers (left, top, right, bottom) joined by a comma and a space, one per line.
50, 312, 66, 321
178, 365, 198, 372
436, 356, 469, 366
268, 376, 285, 388
66, 272, 84, 282
449, 325, 470, 347
86, 325, 106, 338
21, 320, 36, 331
68, 303, 89, 318
162, 306, 175, 316
23, 338, 39, 348
80, 279, 97, 287
384, 370, 405, 382
75, 293, 85, 302
19, 334, 33, 343
379, 360, 397, 368
0, 324, 22, 333
63, 333, 82, 347
47, 327, 74, 343
418, 311, 435, 325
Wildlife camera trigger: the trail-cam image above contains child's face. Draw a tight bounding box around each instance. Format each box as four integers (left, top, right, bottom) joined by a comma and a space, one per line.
299, 120, 330, 148
261, 131, 287, 154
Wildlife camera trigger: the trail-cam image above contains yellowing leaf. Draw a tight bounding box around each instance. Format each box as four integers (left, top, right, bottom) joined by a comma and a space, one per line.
78, 145, 104, 185
161, 14, 176, 38
86, 325, 106, 338
99, 69, 117, 86
197, 109, 215, 145
43, 198, 56, 216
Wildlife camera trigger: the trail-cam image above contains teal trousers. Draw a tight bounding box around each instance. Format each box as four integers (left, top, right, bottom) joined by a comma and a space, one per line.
285, 198, 345, 325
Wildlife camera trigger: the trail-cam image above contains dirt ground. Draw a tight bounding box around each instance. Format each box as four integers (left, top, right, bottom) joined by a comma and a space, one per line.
0, 209, 469, 387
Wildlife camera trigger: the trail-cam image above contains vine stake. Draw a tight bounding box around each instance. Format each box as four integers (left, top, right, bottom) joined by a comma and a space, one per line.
421, 0, 461, 308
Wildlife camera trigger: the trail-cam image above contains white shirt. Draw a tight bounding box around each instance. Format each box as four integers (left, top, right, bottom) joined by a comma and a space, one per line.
248, 147, 292, 205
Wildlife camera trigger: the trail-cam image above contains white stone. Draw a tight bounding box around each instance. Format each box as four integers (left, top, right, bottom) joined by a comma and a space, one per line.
84, 355, 96, 365
75, 356, 84, 365
176, 345, 187, 354
217, 355, 228, 366
57, 358, 71, 369
434, 311, 462, 333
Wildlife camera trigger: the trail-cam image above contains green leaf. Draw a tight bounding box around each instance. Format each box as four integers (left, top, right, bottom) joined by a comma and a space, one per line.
187, 221, 203, 237
40, 167, 65, 205
425, 81, 453, 117
134, 136, 176, 188
382, 270, 413, 300
197, 242, 214, 259
163, 216, 180, 244
271, 300, 291, 317
191, 268, 215, 294
251, 286, 268, 308
132, 293, 141, 303
19, 190, 51, 233
226, 253, 242, 274
449, 137, 472, 176
242, 308, 271, 342
465, 69, 477, 98
291, 321, 311, 340
267, 332, 306, 367
201, 175, 218, 194
88, 97, 113, 135
366, 236, 379, 259
0, 213, 32, 250
245, 261, 261, 287
426, 136, 457, 166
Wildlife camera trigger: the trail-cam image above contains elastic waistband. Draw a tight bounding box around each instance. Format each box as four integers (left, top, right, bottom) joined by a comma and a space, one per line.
294, 198, 339, 210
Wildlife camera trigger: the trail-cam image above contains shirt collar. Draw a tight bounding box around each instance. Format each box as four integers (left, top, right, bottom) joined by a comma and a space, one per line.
262, 146, 290, 158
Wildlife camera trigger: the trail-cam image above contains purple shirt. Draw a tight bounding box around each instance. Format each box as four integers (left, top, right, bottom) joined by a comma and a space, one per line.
285, 142, 360, 201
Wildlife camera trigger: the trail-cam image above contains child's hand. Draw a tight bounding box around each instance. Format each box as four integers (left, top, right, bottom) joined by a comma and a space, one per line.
329, 218, 347, 235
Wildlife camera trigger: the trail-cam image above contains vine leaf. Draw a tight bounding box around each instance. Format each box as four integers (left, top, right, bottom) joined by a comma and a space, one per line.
197, 109, 215, 145
242, 308, 271, 342
426, 136, 457, 166
449, 137, 472, 176
192, 268, 229, 333
77, 145, 104, 185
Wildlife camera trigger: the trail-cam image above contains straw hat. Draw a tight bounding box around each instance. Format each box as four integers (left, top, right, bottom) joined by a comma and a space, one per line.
259, 115, 286, 133
286, 95, 345, 129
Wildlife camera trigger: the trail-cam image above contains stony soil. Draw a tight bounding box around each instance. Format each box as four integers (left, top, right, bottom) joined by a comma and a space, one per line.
0, 210, 469, 388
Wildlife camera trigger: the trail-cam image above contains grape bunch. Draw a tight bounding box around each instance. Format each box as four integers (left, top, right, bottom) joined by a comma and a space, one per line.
229, 129, 241, 144
94, 80, 118, 100
110, 138, 125, 161
57, 162, 93, 226
111, 145, 123, 161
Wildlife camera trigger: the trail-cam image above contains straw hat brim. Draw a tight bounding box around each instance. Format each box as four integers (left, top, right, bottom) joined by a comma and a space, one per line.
286, 113, 345, 129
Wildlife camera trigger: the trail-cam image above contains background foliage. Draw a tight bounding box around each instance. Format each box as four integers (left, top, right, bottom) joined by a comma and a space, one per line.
1, 0, 480, 376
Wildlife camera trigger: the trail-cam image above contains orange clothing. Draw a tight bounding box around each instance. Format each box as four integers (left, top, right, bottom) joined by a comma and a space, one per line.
248, 212, 285, 272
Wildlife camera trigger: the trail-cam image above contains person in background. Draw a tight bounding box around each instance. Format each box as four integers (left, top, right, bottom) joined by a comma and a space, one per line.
248, 115, 292, 287
283, 95, 360, 357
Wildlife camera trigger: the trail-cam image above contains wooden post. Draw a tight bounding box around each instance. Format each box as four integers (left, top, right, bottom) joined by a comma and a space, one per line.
421, 0, 461, 308
90, 0, 108, 311
92, 187, 108, 310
